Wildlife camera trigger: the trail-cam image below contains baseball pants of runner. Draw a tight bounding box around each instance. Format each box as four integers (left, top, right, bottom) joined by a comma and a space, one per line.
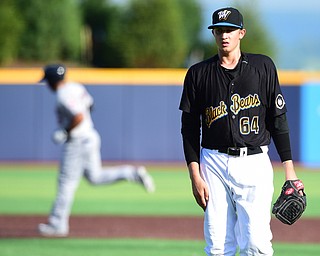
201, 146, 274, 256
48, 130, 138, 230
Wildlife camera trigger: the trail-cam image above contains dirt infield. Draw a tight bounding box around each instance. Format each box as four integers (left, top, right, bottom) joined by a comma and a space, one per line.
1, 215, 320, 243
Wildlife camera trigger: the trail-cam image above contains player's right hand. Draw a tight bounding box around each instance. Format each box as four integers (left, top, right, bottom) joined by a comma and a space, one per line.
191, 176, 209, 211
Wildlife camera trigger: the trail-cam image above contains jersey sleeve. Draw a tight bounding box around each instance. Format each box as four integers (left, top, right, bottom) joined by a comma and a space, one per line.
62, 84, 92, 115
179, 68, 199, 114
266, 58, 287, 117
179, 67, 202, 164
56, 83, 89, 129
264, 57, 292, 161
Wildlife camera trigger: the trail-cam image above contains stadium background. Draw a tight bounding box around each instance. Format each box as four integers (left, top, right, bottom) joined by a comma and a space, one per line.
1, 68, 320, 166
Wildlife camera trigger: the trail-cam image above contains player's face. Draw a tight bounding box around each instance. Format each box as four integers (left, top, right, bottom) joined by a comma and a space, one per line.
213, 27, 246, 54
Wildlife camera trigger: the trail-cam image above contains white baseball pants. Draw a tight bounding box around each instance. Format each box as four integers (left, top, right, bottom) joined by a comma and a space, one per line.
48, 129, 138, 230
201, 147, 274, 256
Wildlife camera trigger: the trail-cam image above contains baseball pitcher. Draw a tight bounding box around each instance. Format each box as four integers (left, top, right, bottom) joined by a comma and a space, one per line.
179, 7, 305, 256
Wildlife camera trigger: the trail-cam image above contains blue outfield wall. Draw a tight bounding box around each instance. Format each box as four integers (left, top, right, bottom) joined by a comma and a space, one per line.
0, 83, 301, 163
300, 82, 320, 167
0, 84, 184, 162
0, 68, 319, 164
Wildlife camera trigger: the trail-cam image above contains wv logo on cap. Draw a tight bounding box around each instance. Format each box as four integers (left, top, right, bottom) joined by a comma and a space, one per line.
57, 66, 65, 76
218, 10, 231, 21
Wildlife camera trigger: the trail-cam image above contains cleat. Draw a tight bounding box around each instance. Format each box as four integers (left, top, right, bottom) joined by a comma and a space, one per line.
38, 223, 68, 237
136, 166, 156, 193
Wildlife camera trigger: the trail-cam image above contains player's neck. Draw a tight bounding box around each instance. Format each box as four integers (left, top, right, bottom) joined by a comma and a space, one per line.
219, 50, 241, 70
56, 80, 65, 90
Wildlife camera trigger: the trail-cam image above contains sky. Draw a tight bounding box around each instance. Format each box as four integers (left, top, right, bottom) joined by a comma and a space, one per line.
200, 0, 320, 70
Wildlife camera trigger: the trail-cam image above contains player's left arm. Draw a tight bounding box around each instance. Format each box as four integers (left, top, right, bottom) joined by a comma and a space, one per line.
270, 113, 301, 181
271, 115, 306, 225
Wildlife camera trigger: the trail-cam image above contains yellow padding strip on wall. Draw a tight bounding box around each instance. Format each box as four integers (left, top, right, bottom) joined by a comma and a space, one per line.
0, 68, 186, 86
0, 68, 320, 86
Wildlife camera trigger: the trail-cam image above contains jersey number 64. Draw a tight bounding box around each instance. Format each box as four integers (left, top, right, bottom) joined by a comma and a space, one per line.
240, 116, 259, 135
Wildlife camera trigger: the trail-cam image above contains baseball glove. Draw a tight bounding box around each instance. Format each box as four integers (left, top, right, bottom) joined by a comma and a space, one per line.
272, 179, 306, 225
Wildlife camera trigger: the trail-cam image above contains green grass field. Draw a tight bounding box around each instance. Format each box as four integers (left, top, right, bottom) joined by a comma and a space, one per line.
1, 238, 320, 256
0, 163, 319, 256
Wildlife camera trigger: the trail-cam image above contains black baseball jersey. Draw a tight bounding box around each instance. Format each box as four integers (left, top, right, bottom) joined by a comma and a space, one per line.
179, 53, 287, 149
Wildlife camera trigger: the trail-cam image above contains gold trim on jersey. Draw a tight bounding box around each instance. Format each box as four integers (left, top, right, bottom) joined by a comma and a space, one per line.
230, 93, 261, 115
205, 94, 261, 128
205, 101, 228, 128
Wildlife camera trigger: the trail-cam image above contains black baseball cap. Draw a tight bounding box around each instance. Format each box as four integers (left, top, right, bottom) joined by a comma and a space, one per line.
40, 64, 66, 83
208, 7, 244, 29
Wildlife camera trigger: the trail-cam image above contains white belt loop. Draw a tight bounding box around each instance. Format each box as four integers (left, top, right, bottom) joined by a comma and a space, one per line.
240, 147, 248, 157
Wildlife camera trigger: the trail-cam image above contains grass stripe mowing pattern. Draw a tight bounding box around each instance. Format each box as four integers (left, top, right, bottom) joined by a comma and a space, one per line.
0, 163, 319, 216
1, 239, 320, 256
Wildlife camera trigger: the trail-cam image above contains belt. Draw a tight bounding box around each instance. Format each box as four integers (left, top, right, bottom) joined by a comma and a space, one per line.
217, 146, 262, 157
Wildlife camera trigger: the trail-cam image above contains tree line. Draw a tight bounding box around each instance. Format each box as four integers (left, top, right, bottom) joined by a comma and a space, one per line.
0, 0, 275, 68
